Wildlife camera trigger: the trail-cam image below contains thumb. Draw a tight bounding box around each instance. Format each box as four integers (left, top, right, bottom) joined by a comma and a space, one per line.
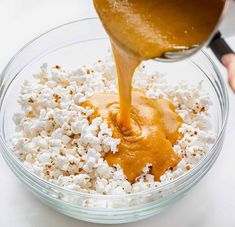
222, 54, 235, 93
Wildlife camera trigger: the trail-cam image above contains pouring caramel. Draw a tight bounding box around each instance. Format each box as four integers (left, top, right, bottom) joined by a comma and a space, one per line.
91, 0, 223, 182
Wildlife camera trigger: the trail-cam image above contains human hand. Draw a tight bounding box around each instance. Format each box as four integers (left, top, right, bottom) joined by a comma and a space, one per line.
222, 53, 235, 92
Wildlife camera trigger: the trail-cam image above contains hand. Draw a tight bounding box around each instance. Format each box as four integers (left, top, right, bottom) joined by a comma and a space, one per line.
222, 53, 235, 92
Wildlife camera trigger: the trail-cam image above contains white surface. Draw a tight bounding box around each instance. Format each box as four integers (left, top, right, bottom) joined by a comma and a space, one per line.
0, 1, 235, 226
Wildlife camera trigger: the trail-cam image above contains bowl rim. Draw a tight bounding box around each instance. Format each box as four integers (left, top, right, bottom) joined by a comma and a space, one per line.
0, 17, 229, 199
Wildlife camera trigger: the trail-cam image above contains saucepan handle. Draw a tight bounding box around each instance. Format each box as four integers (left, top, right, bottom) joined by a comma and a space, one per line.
209, 31, 234, 64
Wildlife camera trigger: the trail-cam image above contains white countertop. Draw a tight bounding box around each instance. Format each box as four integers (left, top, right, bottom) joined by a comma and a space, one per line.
0, 1, 235, 226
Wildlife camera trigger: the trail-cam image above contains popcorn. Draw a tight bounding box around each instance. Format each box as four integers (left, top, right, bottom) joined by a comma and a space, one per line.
142, 163, 152, 174
74, 174, 91, 187
95, 178, 107, 194
11, 54, 215, 195
132, 182, 148, 193
49, 139, 62, 148
38, 153, 51, 164
102, 137, 120, 153
96, 162, 112, 179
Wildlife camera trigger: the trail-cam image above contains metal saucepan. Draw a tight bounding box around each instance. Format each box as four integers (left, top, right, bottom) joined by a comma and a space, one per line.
158, 0, 235, 63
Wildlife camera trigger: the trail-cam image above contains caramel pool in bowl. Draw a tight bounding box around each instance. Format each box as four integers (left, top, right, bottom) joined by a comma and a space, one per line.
83, 90, 183, 182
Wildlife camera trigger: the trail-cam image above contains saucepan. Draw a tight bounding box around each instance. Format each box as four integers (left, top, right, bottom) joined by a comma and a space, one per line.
161, 0, 235, 63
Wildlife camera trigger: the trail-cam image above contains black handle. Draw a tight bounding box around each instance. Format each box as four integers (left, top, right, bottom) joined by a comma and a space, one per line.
209, 32, 234, 64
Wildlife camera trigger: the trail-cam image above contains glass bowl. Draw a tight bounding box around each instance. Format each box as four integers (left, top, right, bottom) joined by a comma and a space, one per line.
0, 18, 229, 224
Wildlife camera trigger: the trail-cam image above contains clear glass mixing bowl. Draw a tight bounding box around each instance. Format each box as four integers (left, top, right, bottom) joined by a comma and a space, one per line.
0, 18, 229, 224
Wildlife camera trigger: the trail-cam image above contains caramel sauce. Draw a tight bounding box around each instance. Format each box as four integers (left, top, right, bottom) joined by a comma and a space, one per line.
111, 42, 141, 130
92, 0, 223, 182
83, 90, 183, 182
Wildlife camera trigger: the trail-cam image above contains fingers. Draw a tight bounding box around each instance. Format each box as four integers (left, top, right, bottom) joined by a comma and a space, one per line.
222, 54, 235, 93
